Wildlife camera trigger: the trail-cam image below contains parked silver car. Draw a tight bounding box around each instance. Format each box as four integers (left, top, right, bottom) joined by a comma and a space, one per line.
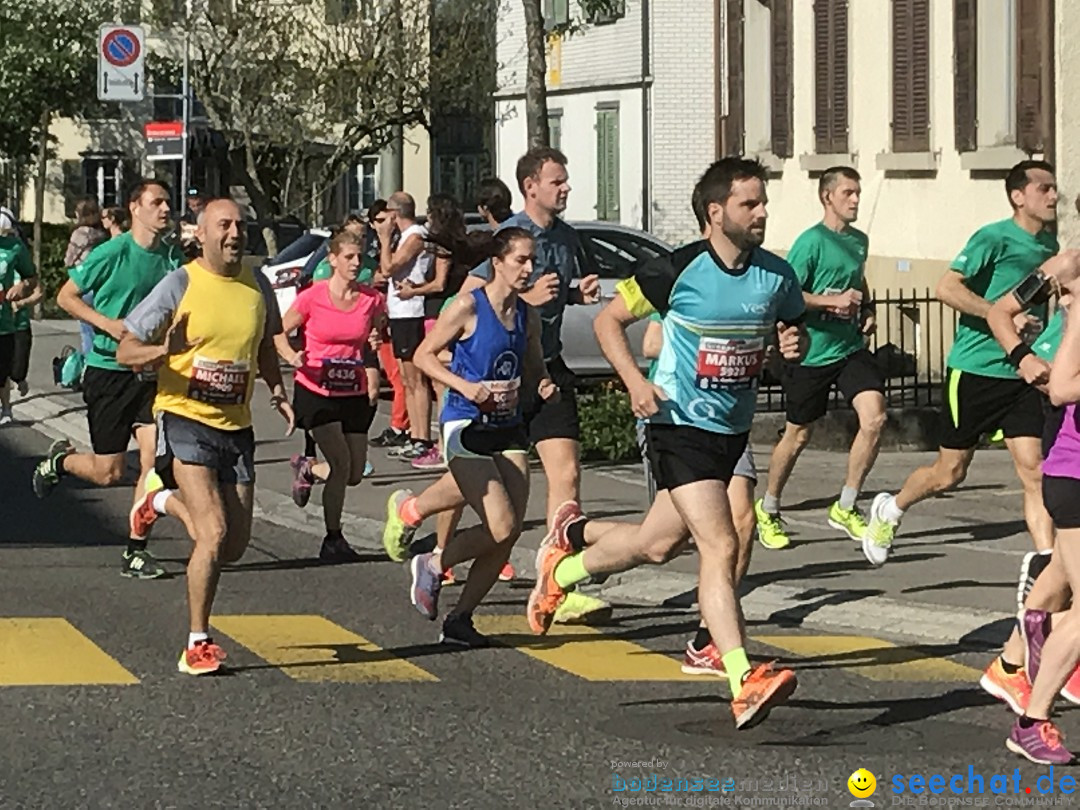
259, 221, 674, 377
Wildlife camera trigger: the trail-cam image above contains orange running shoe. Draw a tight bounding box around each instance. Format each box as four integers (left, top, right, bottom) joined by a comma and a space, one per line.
499, 562, 515, 581
177, 641, 228, 676
527, 545, 569, 635
1061, 663, 1080, 706
129, 487, 162, 541
731, 662, 797, 729
979, 657, 1031, 715
442, 567, 456, 586
542, 501, 583, 552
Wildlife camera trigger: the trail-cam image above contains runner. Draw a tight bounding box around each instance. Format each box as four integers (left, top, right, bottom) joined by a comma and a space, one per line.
1002, 270, 1080, 763
8, 262, 43, 402
281, 228, 385, 562
374, 192, 435, 461
0, 228, 37, 425
528, 157, 805, 727
380, 147, 609, 625
756, 167, 885, 548
34, 179, 192, 579
864, 161, 1060, 566
978, 251, 1080, 716
405, 226, 555, 646
476, 177, 513, 228
116, 197, 294, 675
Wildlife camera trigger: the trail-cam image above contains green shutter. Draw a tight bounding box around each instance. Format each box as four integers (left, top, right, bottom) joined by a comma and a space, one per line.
596, 108, 620, 222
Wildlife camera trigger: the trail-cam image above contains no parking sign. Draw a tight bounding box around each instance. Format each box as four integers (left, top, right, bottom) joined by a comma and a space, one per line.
97, 25, 145, 102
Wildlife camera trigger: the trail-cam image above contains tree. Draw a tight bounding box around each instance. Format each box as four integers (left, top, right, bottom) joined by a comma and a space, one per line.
521, 0, 624, 147
160, 0, 433, 254
0, 0, 109, 271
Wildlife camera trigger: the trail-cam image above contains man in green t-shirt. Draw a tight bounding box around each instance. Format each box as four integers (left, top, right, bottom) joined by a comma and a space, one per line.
865, 160, 1062, 567
0, 232, 38, 424
756, 167, 884, 550
33, 179, 192, 580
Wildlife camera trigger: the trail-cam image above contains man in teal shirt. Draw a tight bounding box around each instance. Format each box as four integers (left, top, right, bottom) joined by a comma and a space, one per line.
756, 167, 885, 549
866, 161, 1061, 567
33, 179, 191, 580
0, 231, 38, 424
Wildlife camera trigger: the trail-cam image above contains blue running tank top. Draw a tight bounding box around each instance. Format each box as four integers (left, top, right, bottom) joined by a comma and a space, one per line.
441, 288, 529, 426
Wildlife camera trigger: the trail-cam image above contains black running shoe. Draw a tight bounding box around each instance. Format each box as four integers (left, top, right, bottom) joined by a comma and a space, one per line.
439, 613, 491, 648
319, 533, 363, 563
121, 548, 166, 579
371, 428, 409, 448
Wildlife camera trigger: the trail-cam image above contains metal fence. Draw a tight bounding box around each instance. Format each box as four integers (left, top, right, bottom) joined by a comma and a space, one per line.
757, 288, 960, 413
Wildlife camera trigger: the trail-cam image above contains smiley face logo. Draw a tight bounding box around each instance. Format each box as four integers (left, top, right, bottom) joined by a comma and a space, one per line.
848, 769, 876, 799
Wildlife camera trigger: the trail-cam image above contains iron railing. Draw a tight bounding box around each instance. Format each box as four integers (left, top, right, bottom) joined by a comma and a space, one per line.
757, 288, 961, 412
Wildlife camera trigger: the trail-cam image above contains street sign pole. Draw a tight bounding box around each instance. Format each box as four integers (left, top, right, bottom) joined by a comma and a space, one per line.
181, 30, 191, 202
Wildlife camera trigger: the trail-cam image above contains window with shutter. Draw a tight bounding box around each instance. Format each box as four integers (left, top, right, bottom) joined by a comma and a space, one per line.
544, 0, 570, 29
891, 0, 931, 153
722, 0, 745, 156
770, 0, 793, 158
812, 0, 848, 154
953, 0, 977, 152
548, 110, 563, 150
1016, 0, 1054, 158
596, 107, 620, 222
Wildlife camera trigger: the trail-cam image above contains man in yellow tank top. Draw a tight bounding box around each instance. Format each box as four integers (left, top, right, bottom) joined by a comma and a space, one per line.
118, 198, 295, 676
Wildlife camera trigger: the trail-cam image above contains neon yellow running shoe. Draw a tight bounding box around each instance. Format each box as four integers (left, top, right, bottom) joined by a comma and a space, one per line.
554, 590, 613, 625
382, 489, 417, 562
754, 499, 790, 550
827, 501, 868, 541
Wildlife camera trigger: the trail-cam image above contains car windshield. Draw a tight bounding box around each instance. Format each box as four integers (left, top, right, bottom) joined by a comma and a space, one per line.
266, 232, 326, 266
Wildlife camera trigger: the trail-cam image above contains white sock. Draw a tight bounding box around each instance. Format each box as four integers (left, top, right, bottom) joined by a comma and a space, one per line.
761, 493, 781, 515
188, 631, 209, 648
881, 496, 904, 524
839, 486, 858, 510
152, 489, 172, 515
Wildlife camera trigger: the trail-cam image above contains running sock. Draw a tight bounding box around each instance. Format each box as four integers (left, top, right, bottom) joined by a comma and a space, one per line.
693, 626, 712, 650
1001, 657, 1021, 675
126, 539, 148, 554
553, 552, 591, 589
55, 453, 68, 476
152, 489, 172, 515
399, 496, 423, 527
1019, 715, 1047, 728
881, 496, 905, 523
761, 493, 780, 516
839, 486, 858, 510
566, 519, 588, 552
722, 647, 752, 696
188, 631, 209, 649
304, 432, 316, 458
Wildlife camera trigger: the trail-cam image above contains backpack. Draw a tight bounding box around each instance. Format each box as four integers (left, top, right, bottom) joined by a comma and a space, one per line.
52, 346, 85, 390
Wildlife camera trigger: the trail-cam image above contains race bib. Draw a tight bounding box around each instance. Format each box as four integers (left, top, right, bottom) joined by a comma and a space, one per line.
319, 358, 363, 393
188, 356, 250, 405
479, 377, 521, 421
695, 337, 765, 391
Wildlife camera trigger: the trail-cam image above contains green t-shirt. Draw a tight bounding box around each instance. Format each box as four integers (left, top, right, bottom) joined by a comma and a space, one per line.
1033, 307, 1065, 362
946, 219, 1058, 378
787, 222, 869, 367
646, 312, 662, 382
0, 236, 35, 336
313, 256, 374, 285
68, 232, 183, 371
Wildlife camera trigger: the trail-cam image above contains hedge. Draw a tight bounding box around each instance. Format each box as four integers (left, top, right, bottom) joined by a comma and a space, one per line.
577, 380, 640, 462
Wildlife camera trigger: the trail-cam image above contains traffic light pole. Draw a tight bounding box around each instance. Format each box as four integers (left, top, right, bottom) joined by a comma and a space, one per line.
181, 29, 190, 201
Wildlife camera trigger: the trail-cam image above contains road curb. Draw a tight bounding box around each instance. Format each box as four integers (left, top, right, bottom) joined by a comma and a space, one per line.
15, 380, 1012, 651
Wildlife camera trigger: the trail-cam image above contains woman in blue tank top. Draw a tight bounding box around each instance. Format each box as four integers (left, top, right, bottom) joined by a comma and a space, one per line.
408, 227, 556, 645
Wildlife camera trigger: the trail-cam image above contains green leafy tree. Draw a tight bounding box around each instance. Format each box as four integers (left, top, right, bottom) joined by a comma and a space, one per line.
0, 0, 111, 270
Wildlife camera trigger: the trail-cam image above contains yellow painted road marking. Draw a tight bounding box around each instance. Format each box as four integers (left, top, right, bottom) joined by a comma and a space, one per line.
474, 615, 702, 681
0, 618, 138, 686
754, 635, 980, 682
212, 615, 437, 683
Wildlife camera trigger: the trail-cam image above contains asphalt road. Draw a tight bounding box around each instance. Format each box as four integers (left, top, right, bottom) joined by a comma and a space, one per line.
4, 417, 1080, 809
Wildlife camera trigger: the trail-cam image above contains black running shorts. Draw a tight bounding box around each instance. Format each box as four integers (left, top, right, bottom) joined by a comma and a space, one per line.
937, 368, 1044, 450
82, 366, 156, 455
293, 385, 375, 435
645, 423, 749, 492
781, 349, 885, 425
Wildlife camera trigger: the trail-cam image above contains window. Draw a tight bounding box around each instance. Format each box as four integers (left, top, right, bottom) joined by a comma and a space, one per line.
720, 0, 792, 159
325, 0, 358, 24
585, 0, 626, 24
957, 0, 1054, 159
347, 158, 379, 212
890, 0, 931, 153
595, 106, 620, 222
544, 0, 569, 29
548, 109, 563, 150
813, 0, 849, 154
63, 156, 137, 218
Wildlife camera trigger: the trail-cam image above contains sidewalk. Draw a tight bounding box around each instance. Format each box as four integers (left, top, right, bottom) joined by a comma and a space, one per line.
14, 320, 1032, 648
